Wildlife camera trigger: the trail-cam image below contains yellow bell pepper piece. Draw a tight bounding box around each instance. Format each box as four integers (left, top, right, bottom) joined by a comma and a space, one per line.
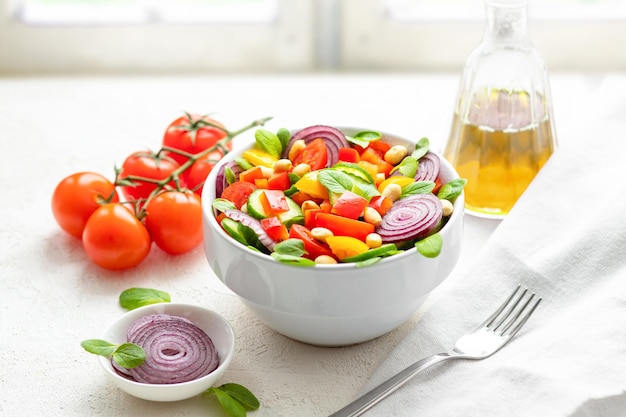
326, 236, 370, 261
242, 148, 278, 168
377, 175, 415, 193
294, 171, 329, 200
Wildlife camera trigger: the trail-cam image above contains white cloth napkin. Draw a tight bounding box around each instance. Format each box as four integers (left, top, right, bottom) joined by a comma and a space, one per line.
360, 80, 626, 417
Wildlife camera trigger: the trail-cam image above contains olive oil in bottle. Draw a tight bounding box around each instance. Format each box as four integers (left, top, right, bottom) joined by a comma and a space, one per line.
443, 0, 557, 218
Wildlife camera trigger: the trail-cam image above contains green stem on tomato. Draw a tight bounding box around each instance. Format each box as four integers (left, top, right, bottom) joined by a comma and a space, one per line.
118, 116, 273, 220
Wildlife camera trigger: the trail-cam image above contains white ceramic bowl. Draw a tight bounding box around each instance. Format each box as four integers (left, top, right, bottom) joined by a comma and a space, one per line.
202, 127, 464, 346
97, 303, 235, 402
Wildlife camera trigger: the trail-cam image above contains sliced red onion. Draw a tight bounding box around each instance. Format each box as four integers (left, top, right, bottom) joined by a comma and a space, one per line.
215, 161, 244, 198
282, 125, 349, 167
414, 152, 440, 182
223, 209, 277, 251
122, 313, 220, 384
376, 194, 442, 243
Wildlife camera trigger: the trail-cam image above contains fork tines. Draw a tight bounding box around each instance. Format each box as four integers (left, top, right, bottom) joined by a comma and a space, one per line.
485, 285, 542, 337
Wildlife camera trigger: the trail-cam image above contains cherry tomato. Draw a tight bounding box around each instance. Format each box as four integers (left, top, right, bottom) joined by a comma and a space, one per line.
292, 138, 328, 171
183, 149, 226, 196
51, 172, 119, 239
288, 224, 335, 260
162, 114, 229, 165
145, 191, 203, 255
119, 151, 181, 202
82, 203, 152, 270
220, 181, 258, 209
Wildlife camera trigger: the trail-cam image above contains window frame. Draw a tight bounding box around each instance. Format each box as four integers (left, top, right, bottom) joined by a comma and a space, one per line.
338, 0, 626, 72
0, 0, 316, 74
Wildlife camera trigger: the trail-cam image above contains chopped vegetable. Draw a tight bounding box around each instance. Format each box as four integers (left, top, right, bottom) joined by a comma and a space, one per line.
213, 125, 465, 266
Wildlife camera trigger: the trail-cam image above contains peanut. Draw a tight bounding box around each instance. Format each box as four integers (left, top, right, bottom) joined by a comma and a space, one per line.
273, 159, 293, 173
292, 163, 311, 177
381, 183, 402, 202
441, 199, 454, 217
384, 145, 409, 165
366, 233, 383, 248
363, 207, 382, 226
311, 227, 333, 242
315, 255, 338, 264
288, 139, 306, 161
301, 200, 321, 212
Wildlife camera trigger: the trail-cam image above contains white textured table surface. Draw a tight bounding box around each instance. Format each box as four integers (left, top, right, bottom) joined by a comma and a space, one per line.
0, 73, 599, 416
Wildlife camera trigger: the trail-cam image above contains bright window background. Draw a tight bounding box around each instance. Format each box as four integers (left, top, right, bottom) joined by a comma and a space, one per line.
1, 0, 625, 74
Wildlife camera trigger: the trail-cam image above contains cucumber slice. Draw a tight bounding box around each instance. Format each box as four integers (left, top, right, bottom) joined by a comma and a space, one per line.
343, 243, 400, 263
331, 162, 375, 184
246, 189, 303, 227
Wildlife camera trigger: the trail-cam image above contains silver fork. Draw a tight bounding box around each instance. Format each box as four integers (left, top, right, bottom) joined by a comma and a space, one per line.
329, 285, 542, 417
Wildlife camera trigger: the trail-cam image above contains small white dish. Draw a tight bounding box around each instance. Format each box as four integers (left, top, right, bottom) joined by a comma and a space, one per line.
97, 303, 235, 402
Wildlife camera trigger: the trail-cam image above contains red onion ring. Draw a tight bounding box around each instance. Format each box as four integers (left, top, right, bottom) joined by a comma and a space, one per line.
223, 209, 277, 251
215, 160, 244, 198
414, 152, 440, 182
376, 194, 442, 243
283, 125, 349, 167
117, 313, 220, 385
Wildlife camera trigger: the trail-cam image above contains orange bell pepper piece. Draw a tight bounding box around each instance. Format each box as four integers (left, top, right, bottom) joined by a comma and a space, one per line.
314, 213, 374, 242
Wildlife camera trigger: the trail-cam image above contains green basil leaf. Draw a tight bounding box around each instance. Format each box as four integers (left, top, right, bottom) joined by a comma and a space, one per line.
273, 239, 306, 257
353, 130, 382, 141
411, 137, 430, 160
354, 257, 382, 267
234, 157, 253, 171
416, 232, 443, 258
271, 253, 316, 266
345, 135, 369, 148
401, 181, 435, 197
437, 178, 467, 201
112, 343, 146, 369
80, 339, 119, 357
351, 180, 380, 201
254, 128, 282, 158
209, 387, 247, 417
393, 156, 418, 178
225, 167, 237, 185
119, 288, 171, 311
277, 127, 291, 152
218, 383, 260, 410
317, 170, 353, 194
213, 198, 237, 213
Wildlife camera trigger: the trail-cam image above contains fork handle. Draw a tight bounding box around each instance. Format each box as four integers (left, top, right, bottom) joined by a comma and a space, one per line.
328, 352, 453, 417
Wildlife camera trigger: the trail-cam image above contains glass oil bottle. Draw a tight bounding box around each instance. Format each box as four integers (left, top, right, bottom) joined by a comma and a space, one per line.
443, 0, 557, 218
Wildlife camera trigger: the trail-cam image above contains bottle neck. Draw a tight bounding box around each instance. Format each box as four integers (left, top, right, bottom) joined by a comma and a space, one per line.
482, 1, 530, 49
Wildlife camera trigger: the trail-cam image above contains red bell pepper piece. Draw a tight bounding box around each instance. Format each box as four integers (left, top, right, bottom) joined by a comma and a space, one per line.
338, 147, 360, 163
368, 195, 393, 216
267, 171, 291, 191
239, 166, 265, 184
331, 191, 368, 220
260, 216, 289, 242
304, 208, 322, 229
314, 213, 375, 242
259, 190, 289, 216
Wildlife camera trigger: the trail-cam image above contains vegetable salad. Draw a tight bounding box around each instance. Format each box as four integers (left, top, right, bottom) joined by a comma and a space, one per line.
212, 125, 466, 267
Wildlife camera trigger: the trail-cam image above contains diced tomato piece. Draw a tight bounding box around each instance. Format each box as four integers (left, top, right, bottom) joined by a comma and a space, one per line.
267, 171, 291, 191
220, 181, 257, 209
314, 213, 375, 242
259, 190, 290, 216
239, 166, 265, 183
260, 216, 289, 242
289, 224, 335, 260
331, 191, 368, 220
292, 138, 328, 171
338, 147, 360, 163
254, 178, 269, 189
368, 195, 393, 216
